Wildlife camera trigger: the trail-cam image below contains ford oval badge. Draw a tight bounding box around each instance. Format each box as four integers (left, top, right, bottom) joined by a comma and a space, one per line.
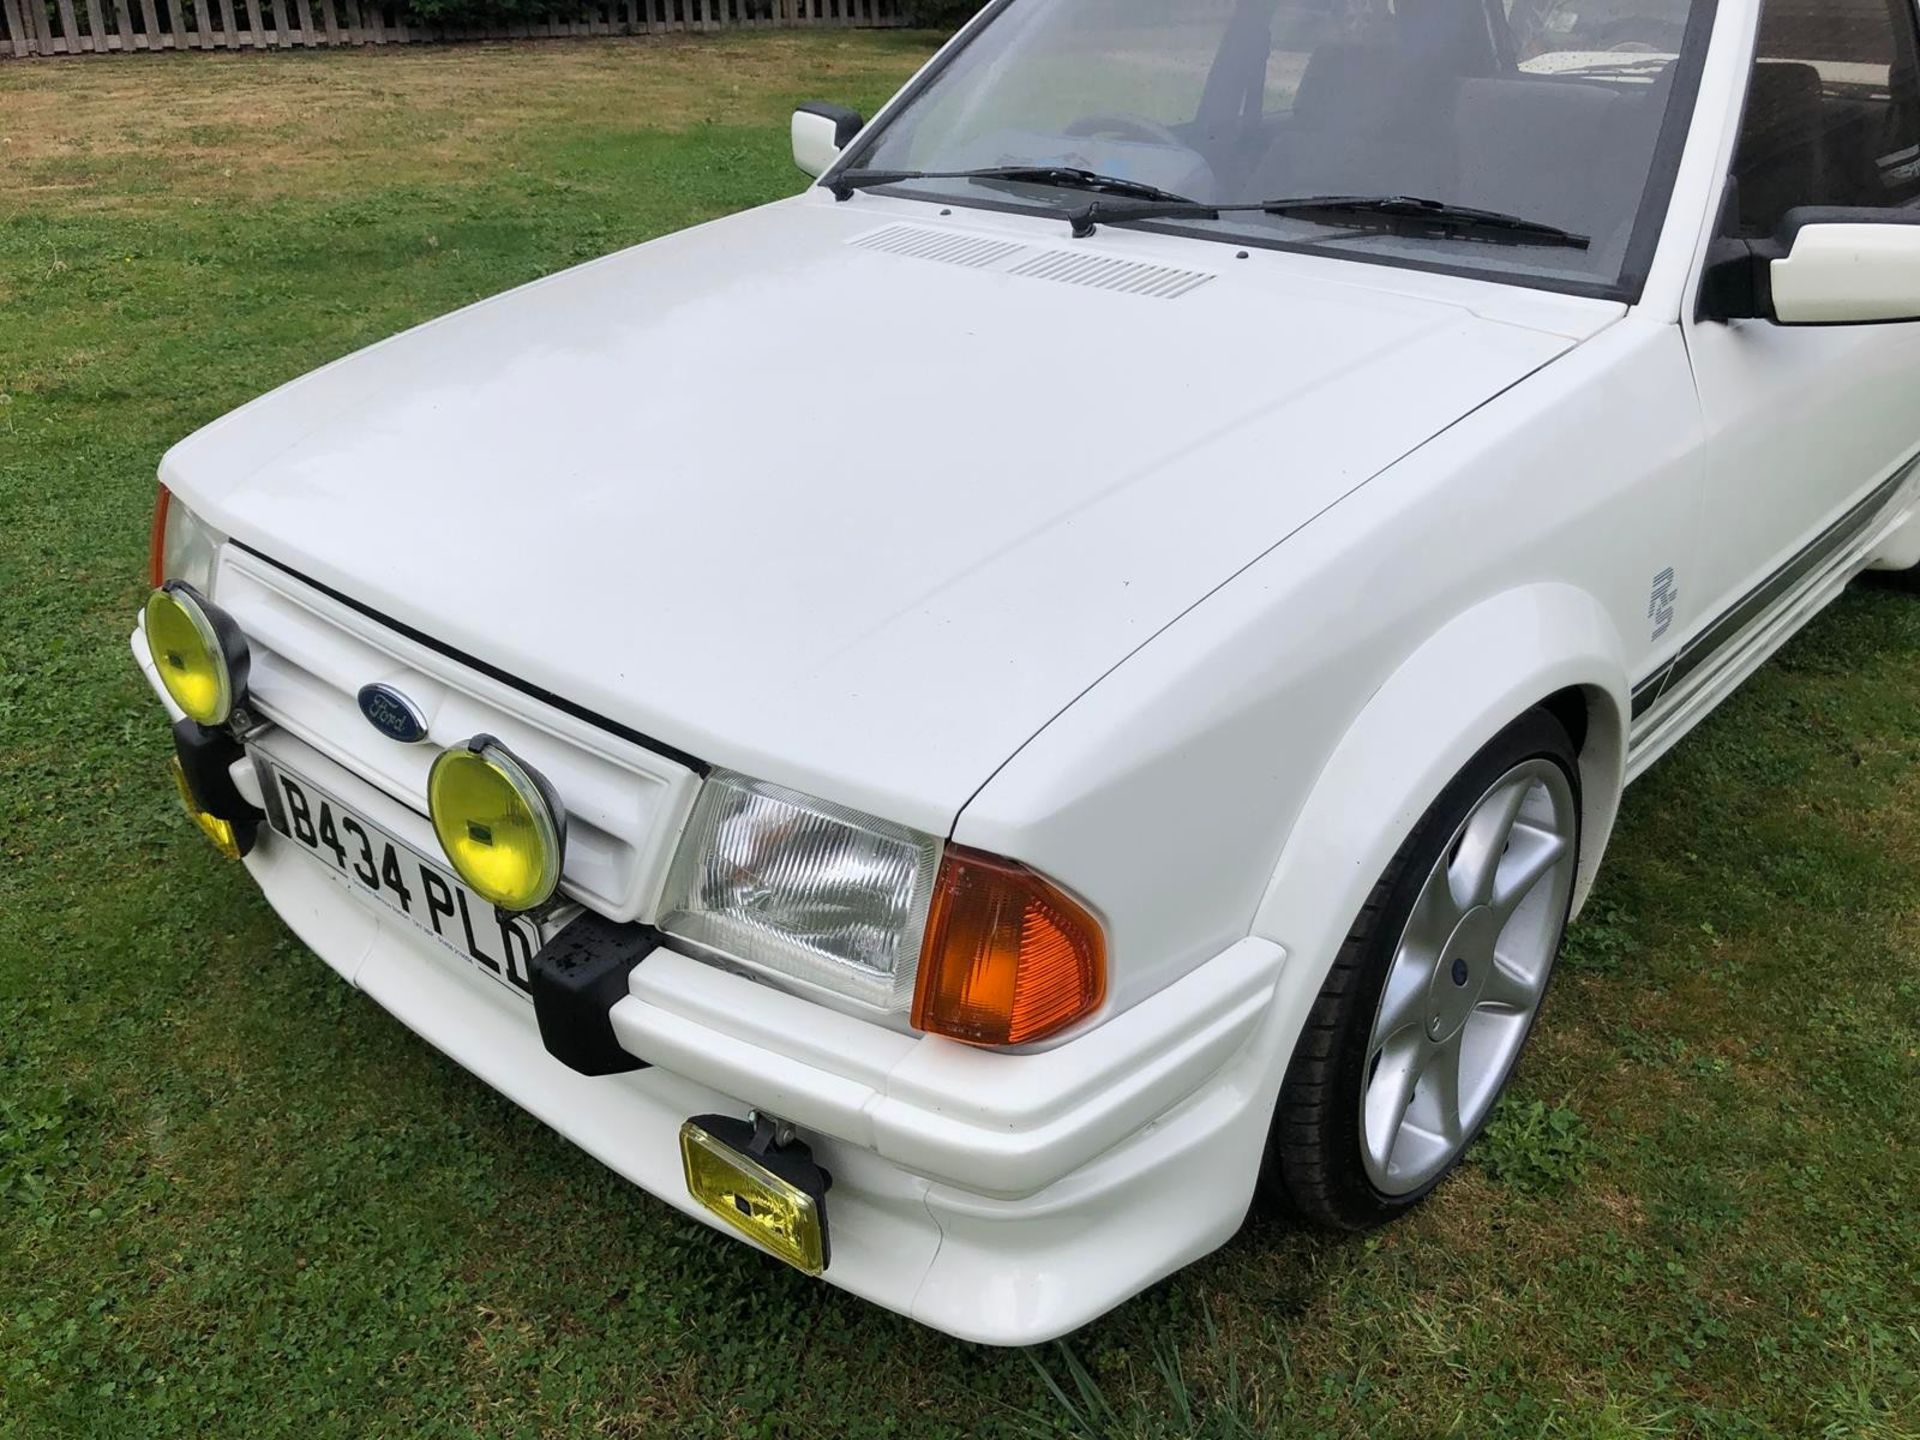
357, 683, 430, 745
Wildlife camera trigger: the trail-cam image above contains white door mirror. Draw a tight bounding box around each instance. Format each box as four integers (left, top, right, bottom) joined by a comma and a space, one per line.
792, 103, 864, 180
1770, 217, 1920, 324
1704, 207, 1920, 325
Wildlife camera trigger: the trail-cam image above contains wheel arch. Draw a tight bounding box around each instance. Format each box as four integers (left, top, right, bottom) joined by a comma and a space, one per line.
1250, 584, 1629, 1015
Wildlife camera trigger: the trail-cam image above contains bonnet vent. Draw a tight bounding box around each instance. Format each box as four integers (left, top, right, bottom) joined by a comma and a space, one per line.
849, 224, 1215, 300
1007, 249, 1215, 300
849, 224, 1027, 269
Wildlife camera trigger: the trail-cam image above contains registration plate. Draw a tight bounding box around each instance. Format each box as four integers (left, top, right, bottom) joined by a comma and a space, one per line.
253, 755, 546, 1000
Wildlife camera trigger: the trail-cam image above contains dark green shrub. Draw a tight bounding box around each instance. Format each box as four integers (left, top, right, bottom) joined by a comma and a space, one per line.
398, 0, 589, 23
902, 0, 980, 29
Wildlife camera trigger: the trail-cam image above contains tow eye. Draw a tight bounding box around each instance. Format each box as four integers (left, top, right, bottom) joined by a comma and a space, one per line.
528, 911, 661, 1076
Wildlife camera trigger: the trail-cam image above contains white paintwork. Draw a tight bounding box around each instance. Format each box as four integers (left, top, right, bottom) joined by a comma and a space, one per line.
1770, 224, 1920, 325
790, 108, 846, 178
138, 0, 1920, 1345
158, 198, 1591, 837
135, 624, 1289, 1342
214, 547, 703, 925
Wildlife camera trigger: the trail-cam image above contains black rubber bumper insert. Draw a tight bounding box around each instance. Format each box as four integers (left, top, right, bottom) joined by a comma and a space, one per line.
529, 911, 662, 1076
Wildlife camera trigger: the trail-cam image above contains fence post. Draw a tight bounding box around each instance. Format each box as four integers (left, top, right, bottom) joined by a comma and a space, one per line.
1, 0, 899, 54
15, 0, 42, 54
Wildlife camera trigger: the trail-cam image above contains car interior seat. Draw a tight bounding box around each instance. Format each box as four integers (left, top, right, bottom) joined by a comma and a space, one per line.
1247, 41, 1457, 199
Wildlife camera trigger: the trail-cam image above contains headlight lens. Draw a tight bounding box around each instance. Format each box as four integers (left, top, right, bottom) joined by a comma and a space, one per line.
150, 486, 224, 595
143, 582, 248, 726
427, 738, 567, 912
658, 771, 941, 1009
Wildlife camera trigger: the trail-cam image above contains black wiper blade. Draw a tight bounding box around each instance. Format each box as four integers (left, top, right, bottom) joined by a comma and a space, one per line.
1067, 192, 1590, 249
829, 165, 1197, 206
1268, 194, 1592, 248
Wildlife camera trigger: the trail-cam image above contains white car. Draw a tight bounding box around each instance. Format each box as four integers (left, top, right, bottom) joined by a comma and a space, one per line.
135, 0, 1920, 1345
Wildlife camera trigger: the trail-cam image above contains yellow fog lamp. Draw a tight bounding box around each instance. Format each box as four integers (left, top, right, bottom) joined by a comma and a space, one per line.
168, 756, 247, 861
427, 736, 566, 912
144, 582, 250, 728
679, 1115, 831, 1275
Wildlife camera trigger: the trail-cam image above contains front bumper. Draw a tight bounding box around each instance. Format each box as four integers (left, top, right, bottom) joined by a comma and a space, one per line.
135, 626, 1289, 1344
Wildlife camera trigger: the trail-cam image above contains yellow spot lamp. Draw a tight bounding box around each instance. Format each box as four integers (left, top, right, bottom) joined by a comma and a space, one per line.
169, 756, 248, 861
144, 582, 251, 728
428, 736, 567, 912
680, 1115, 831, 1275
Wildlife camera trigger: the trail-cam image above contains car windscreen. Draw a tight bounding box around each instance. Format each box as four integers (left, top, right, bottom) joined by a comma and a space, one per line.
837, 0, 1715, 299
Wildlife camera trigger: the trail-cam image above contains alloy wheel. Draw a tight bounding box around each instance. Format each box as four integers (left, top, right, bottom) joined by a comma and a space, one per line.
1358, 758, 1578, 1195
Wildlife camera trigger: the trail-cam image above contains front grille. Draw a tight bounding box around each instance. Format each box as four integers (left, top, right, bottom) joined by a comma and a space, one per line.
213, 547, 702, 923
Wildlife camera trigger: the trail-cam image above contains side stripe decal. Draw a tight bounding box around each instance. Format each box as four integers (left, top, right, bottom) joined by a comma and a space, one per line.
1630, 457, 1919, 723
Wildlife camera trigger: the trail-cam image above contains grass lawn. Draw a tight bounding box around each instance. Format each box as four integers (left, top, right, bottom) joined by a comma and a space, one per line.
3, 32, 1919, 1440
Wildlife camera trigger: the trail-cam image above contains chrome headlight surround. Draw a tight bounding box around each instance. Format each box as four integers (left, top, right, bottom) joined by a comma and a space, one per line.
657, 770, 943, 1009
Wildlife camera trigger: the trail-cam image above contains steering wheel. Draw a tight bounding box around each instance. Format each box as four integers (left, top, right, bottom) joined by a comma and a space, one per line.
1064, 114, 1188, 150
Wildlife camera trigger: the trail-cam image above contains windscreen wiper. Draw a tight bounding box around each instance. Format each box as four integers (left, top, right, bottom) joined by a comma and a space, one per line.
828, 165, 1198, 206
1065, 192, 1590, 249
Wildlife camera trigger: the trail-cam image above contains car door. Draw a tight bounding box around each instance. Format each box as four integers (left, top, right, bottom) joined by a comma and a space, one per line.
1677, 0, 1920, 693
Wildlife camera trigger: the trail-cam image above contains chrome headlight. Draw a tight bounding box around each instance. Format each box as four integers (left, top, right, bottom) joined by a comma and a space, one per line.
658, 771, 942, 1009
151, 486, 225, 596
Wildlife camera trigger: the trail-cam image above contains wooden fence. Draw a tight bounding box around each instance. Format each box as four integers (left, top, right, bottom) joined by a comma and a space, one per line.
0, 0, 905, 57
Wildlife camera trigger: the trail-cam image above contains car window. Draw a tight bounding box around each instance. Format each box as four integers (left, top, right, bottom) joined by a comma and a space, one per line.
1725, 0, 1920, 236
884, 0, 1236, 160
1505, 0, 1693, 62
846, 0, 1712, 299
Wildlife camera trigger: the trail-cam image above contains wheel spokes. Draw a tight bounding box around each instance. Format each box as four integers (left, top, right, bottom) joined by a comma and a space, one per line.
1414, 1028, 1466, 1146
1491, 821, 1570, 921
1403, 860, 1464, 961
1448, 778, 1529, 911
1477, 953, 1544, 1014
1373, 948, 1432, 1046
1368, 1029, 1469, 1182
1364, 1029, 1424, 1174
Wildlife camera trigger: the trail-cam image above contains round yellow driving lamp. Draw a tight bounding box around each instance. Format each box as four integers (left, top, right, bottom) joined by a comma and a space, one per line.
428, 737, 567, 912
143, 582, 251, 727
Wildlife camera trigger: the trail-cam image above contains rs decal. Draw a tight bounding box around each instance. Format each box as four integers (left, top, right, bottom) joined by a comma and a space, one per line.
1649, 567, 1679, 641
